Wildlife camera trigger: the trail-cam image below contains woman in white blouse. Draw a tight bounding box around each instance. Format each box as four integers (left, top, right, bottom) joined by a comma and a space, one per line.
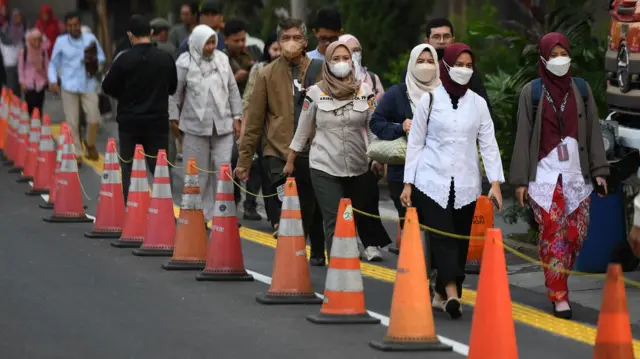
400, 43, 505, 319
169, 25, 243, 221
284, 41, 387, 259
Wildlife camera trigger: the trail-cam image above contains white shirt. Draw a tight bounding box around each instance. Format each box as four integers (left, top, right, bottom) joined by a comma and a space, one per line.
306, 49, 324, 60
528, 138, 593, 214
404, 85, 505, 209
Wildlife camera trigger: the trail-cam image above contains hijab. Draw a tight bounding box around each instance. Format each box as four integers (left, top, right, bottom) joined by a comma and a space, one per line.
406, 44, 441, 111
25, 28, 45, 71
316, 41, 360, 101
261, 30, 278, 63
537, 32, 579, 160
439, 43, 474, 98
35, 5, 61, 54
5, 8, 24, 45
339, 34, 364, 79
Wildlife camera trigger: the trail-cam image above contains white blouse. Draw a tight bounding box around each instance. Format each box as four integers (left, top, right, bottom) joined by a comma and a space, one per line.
404, 85, 505, 209
527, 137, 593, 214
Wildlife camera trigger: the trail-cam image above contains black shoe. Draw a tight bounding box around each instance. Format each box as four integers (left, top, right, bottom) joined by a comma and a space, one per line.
445, 298, 462, 320
243, 206, 262, 221
309, 257, 326, 267
552, 303, 572, 320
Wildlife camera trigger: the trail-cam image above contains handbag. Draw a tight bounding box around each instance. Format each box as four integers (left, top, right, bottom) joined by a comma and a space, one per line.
367, 92, 433, 165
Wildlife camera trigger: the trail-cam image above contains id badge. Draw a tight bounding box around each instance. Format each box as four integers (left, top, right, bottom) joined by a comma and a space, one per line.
557, 143, 569, 162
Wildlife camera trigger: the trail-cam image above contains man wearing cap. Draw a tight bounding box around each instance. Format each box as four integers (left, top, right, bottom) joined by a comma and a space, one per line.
176, 1, 225, 57
102, 14, 178, 201
150, 17, 176, 59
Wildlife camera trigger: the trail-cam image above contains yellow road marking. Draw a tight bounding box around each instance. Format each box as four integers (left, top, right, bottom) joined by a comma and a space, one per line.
57, 123, 640, 354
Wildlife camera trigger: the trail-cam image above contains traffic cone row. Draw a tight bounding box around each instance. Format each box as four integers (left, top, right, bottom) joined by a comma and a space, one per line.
0, 87, 634, 357
9, 102, 29, 173
0, 88, 10, 160
18, 108, 41, 183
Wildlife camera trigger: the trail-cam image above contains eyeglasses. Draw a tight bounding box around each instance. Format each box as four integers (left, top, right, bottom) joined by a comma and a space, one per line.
280, 35, 304, 42
430, 34, 452, 42
318, 35, 339, 44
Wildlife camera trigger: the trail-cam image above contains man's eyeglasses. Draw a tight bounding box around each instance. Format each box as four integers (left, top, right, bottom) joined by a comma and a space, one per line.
318, 35, 339, 44
280, 35, 304, 42
430, 34, 452, 42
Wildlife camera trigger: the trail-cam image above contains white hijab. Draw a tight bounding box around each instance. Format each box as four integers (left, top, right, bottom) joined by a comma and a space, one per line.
186, 25, 230, 122
405, 44, 441, 112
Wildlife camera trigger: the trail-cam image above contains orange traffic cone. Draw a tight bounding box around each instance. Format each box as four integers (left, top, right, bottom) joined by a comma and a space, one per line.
389, 222, 402, 255
0, 89, 8, 159
17, 108, 40, 182
256, 177, 322, 305
2, 96, 18, 166
370, 207, 451, 352
133, 150, 175, 257
85, 138, 126, 239
467, 228, 518, 358
308, 198, 379, 324
465, 196, 495, 275
9, 102, 29, 173
42, 131, 92, 223
39, 122, 71, 209
27, 114, 55, 196
196, 164, 253, 281
162, 158, 207, 270
111, 144, 150, 248
594, 263, 634, 358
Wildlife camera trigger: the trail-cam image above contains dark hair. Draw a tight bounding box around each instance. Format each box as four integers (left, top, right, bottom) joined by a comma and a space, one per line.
261, 30, 279, 63
425, 18, 454, 38
222, 19, 246, 37
184, 2, 199, 14
276, 18, 307, 38
64, 11, 81, 23
313, 8, 341, 31
127, 14, 151, 37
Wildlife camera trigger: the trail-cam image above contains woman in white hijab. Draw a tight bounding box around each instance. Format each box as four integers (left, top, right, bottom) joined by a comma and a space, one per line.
169, 25, 243, 222
370, 44, 441, 247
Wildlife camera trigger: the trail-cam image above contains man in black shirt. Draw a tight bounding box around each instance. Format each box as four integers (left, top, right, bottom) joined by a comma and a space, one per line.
102, 14, 178, 201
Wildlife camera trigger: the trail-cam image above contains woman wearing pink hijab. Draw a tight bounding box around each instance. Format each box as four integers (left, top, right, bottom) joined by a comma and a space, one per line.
18, 28, 49, 115
339, 34, 385, 103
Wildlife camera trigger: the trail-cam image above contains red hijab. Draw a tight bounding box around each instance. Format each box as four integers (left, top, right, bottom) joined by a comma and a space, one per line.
537, 32, 578, 160
35, 5, 61, 56
439, 43, 473, 98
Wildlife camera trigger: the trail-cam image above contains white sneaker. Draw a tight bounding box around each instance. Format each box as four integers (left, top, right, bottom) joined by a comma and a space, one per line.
365, 246, 383, 262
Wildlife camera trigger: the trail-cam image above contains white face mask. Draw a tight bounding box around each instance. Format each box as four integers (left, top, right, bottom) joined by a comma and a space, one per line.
352, 51, 362, 78
444, 61, 474, 86
330, 61, 352, 78
541, 56, 571, 77
413, 63, 437, 83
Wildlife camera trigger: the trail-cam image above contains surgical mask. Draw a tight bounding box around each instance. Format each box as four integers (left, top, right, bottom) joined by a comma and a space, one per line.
281, 41, 303, 60
413, 63, 437, 83
444, 61, 473, 86
330, 61, 352, 78
352, 51, 362, 78
541, 56, 571, 77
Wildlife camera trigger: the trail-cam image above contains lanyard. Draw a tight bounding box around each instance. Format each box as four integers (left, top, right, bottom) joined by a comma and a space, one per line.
542, 85, 570, 139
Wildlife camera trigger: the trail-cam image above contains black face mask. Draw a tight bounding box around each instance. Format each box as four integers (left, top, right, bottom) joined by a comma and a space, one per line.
435, 48, 445, 61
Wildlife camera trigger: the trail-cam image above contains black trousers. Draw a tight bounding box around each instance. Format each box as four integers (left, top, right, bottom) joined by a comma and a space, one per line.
255, 145, 280, 226
119, 130, 169, 202
354, 170, 391, 248
24, 89, 45, 117
266, 155, 325, 258
414, 181, 475, 299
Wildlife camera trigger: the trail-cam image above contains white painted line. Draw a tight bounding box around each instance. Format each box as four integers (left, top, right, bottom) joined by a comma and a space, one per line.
245, 269, 469, 356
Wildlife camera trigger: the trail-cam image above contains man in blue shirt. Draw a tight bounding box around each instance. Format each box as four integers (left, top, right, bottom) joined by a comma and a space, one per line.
48, 12, 105, 165
175, 1, 225, 57
306, 8, 343, 60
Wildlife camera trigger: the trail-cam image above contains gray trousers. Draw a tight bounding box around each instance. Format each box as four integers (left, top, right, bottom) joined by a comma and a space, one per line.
310, 168, 371, 258
182, 131, 234, 220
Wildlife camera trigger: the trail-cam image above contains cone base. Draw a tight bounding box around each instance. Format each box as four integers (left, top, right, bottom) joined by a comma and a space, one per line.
464, 262, 481, 275
84, 230, 122, 239
196, 270, 254, 282
26, 188, 49, 196
162, 260, 206, 271
16, 175, 33, 183
132, 248, 174, 257
110, 239, 143, 248
39, 202, 54, 209
369, 339, 453, 352
307, 313, 380, 325
43, 215, 93, 223
388, 247, 400, 255
8, 167, 22, 173
256, 292, 323, 305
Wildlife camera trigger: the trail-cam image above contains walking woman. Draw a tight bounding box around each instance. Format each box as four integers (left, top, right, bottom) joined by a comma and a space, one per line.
401, 43, 504, 319
370, 43, 441, 240
284, 41, 388, 259
1, 9, 25, 97
35, 5, 63, 57
240, 30, 280, 229
169, 24, 242, 221
18, 28, 48, 115
509, 33, 609, 319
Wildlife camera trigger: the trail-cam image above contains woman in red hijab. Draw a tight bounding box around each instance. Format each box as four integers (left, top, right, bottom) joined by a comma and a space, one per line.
35, 5, 63, 57
509, 33, 609, 319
